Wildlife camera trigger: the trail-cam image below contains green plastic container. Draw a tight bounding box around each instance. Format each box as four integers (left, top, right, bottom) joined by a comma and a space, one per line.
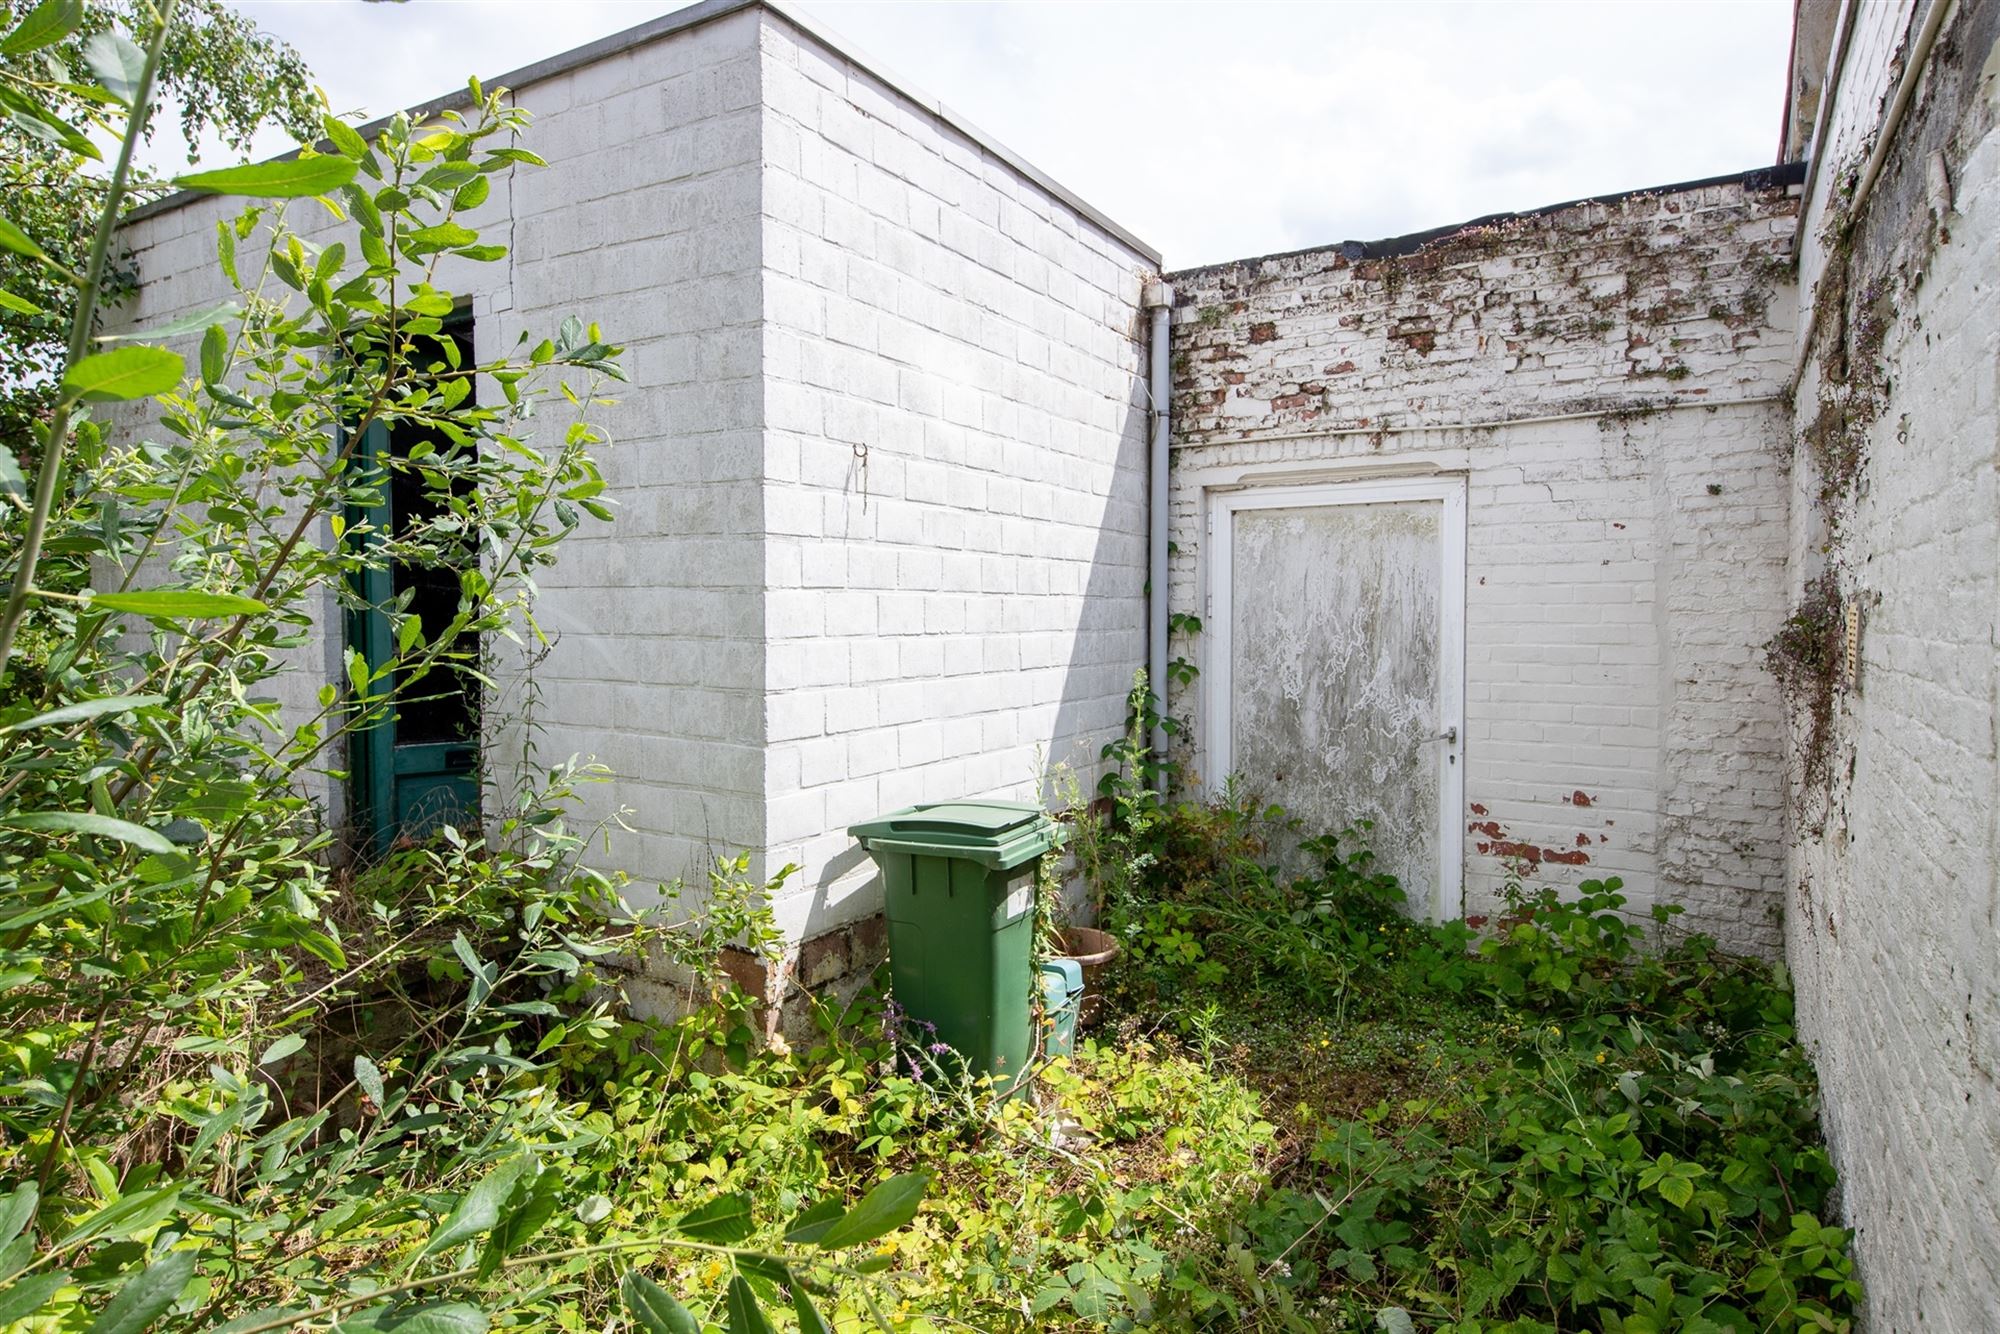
1038, 958, 1083, 1063
849, 801, 1060, 1094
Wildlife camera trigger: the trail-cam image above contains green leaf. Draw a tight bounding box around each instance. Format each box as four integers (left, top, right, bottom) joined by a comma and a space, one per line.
620, 1273, 698, 1334
353, 1054, 385, 1108
205, 1308, 304, 1334
1659, 1174, 1696, 1208
0, 0, 81, 56
1, 811, 173, 853
407, 222, 477, 250
63, 346, 184, 402
0, 1234, 30, 1282
0, 1273, 68, 1324
724, 1277, 775, 1334
98, 301, 241, 343
0, 1182, 36, 1246
419, 1155, 534, 1258
186, 1101, 243, 1164
333, 1302, 488, 1334
59, 1185, 181, 1248
0, 445, 21, 500
89, 589, 268, 619
791, 1288, 832, 1334
86, 1249, 195, 1334
258, 1034, 306, 1066
323, 114, 368, 160
0, 287, 43, 315
781, 1198, 845, 1245
402, 288, 453, 318
673, 1192, 753, 1244
733, 1254, 789, 1288
200, 324, 227, 384
478, 1175, 559, 1278
80, 30, 145, 105
4, 693, 163, 732
0, 214, 45, 260
174, 156, 359, 199
215, 220, 238, 286
813, 1172, 928, 1249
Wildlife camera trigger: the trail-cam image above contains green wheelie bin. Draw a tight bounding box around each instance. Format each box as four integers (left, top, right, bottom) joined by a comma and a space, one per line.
849, 800, 1060, 1094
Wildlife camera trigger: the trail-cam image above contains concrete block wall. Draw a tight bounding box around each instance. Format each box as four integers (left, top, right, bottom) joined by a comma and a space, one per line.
1782, 0, 2000, 1323
750, 12, 1156, 944
1166, 177, 1801, 946
495, 10, 771, 883
111, 11, 778, 881
112, 2, 1159, 982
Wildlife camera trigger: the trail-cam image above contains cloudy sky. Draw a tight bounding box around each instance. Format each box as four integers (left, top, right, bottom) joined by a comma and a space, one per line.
178, 0, 1796, 268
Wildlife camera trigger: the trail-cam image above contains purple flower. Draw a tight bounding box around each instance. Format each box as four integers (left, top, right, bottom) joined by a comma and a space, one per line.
929, 1042, 951, 1055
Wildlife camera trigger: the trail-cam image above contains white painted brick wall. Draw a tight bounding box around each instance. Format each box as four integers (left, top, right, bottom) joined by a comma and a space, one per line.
1167, 179, 1800, 949
754, 11, 1154, 940
1783, 0, 2000, 1322
112, 4, 1156, 958
113, 12, 777, 887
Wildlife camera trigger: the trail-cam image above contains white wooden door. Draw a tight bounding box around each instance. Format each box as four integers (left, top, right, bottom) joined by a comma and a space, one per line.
1207, 477, 1466, 919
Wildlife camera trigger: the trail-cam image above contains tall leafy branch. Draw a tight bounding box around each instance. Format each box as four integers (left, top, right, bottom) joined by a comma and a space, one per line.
0, 3, 923, 1330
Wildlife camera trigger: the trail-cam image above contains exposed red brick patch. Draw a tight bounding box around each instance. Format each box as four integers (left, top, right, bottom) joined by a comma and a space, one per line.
851, 914, 890, 967
1248, 321, 1279, 343
1469, 802, 1488, 816
718, 946, 771, 1001
796, 930, 850, 988
1485, 839, 1543, 863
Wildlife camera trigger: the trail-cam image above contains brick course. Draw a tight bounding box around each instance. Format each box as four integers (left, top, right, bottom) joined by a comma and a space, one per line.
1166, 178, 1801, 947
1781, 0, 2000, 1321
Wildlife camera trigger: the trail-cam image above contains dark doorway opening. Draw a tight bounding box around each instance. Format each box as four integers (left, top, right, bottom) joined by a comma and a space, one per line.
347, 314, 480, 858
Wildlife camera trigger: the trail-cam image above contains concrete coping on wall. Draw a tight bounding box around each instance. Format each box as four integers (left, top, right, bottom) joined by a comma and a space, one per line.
125, 0, 1163, 265
1164, 160, 1809, 282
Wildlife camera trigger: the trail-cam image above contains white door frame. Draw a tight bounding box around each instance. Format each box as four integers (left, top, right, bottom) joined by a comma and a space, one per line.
1204, 475, 1467, 920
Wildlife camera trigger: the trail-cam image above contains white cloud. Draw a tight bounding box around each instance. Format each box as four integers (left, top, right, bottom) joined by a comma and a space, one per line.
175, 0, 1794, 268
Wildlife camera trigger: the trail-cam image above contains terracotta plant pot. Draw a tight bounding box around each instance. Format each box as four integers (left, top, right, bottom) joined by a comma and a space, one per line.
1057, 925, 1120, 1028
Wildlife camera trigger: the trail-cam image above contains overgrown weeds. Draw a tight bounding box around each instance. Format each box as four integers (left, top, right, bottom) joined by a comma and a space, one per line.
1052, 724, 1859, 1332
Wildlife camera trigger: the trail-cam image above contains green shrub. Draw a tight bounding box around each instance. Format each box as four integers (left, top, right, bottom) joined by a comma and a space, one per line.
1063, 723, 1858, 1332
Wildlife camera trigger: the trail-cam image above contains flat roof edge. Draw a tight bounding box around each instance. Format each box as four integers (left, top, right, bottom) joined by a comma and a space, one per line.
1165, 160, 1809, 281
125, 0, 1163, 264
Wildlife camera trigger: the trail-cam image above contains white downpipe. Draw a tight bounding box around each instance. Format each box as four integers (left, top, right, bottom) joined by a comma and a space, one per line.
1143, 280, 1174, 787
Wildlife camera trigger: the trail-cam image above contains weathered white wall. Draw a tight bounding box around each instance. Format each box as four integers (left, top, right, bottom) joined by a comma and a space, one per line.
1167, 178, 1800, 948
1783, 0, 2000, 1323
496, 11, 771, 882
114, 2, 1157, 976
112, 10, 776, 880
751, 12, 1154, 948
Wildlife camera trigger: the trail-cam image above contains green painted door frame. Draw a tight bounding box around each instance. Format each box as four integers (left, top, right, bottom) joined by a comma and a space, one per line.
345, 327, 481, 859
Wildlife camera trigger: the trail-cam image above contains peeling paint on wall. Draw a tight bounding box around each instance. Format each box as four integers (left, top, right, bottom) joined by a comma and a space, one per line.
1167, 170, 1800, 949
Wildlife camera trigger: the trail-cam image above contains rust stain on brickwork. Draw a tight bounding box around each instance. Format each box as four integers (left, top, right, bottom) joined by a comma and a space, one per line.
1167, 176, 1800, 445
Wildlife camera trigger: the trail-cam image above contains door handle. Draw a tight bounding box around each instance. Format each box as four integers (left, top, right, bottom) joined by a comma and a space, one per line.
1434, 726, 1458, 745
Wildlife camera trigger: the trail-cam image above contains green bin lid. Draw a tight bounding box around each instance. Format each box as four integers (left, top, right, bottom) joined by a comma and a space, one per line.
849, 800, 1060, 870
